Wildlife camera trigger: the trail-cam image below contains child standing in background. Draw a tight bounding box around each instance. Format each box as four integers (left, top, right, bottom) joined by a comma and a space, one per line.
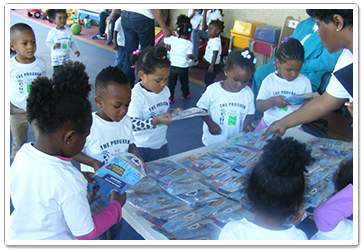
197, 48, 256, 146
10, 62, 126, 240
10, 23, 47, 161
219, 137, 314, 240
164, 14, 194, 103
311, 159, 353, 240
203, 19, 224, 88
188, 9, 203, 30
46, 9, 80, 71
127, 46, 182, 162
255, 37, 312, 131
113, 16, 125, 69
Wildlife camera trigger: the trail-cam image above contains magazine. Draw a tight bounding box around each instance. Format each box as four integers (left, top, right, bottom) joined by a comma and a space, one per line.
87, 153, 146, 214
169, 107, 208, 121
283, 92, 319, 105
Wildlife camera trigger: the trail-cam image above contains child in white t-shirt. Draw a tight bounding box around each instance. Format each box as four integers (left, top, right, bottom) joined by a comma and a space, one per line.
219, 137, 315, 240
10, 23, 47, 161
255, 37, 312, 131
311, 159, 353, 240
10, 62, 126, 240
113, 16, 125, 69
45, 9, 80, 71
127, 46, 182, 162
164, 14, 194, 103
188, 9, 203, 30
203, 19, 224, 88
197, 48, 256, 146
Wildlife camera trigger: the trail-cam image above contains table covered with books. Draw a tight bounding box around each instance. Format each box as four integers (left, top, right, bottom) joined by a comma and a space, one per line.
90, 128, 353, 240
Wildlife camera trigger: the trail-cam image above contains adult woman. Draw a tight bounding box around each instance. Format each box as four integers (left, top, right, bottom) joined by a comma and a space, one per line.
264, 9, 354, 137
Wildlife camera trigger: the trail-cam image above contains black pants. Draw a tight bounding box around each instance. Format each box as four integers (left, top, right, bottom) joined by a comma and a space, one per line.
204, 63, 222, 88
168, 66, 190, 99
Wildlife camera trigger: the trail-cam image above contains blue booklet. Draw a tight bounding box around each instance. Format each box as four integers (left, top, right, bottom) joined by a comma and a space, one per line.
284, 92, 319, 105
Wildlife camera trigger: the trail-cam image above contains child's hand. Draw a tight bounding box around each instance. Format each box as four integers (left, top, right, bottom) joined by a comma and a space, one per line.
110, 191, 127, 208
243, 125, 253, 132
207, 64, 214, 74
113, 44, 118, 51
172, 107, 183, 113
81, 172, 97, 184
54, 43, 61, 49
273, 96, 290, 109
75, 51, 80, 57
208, 121, 222, 135
153, 113, 174, 126
345, 101, 353, 117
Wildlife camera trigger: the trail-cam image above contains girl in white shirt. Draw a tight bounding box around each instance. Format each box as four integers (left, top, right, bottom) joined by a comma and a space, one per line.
10, 62, 126, 240
255, 37, 312, 131
127, 46, 182, 162
164, 14, 194, 102
219, 137, 315, 240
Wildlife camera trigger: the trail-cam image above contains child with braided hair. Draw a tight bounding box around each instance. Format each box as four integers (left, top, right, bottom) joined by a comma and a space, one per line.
164, 14, 194, 103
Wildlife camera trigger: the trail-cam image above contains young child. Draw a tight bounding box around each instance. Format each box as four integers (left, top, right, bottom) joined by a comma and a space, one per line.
46, 9, 80, 71
10, 62, 126, 240
10, 23, 47, 161
188, 9, 203, 30
219, 137, 315, 240
112, 16, 125, 69
311, 159, 353, 240
196, 48, 256, 146
73, 65, 145, 175
127, 46, 182, 162
203, 19, 224, 88
255, 37, 312, 131
164, 14, 194, 103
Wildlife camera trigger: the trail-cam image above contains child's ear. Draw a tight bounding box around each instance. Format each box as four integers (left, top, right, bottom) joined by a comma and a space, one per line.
64, 130, 76, 146
137, 70, 145, 82
10, 42, 16, 53
94, 96, 103, 108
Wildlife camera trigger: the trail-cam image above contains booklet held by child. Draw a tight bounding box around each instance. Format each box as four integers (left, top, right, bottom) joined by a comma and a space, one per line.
284, 92, 319, 105
87, 153, 146, 214
169, 107, 208, 121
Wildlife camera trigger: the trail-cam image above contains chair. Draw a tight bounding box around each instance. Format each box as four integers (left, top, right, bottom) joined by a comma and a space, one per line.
277, 16, 301, 45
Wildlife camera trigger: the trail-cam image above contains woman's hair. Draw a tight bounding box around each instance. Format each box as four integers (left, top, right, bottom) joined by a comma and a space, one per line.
209, 19, 225, 34
225, 48, 256, 73
306, 9, 353, 29
333, 159, 353, 192
176, 14, 192, 37
247, 137, 314, 221
276, 37, 305, 64
27, 61, 92, 135
46, 9, 67, 20
130, 46, 170, 75
95, 66, 129, 97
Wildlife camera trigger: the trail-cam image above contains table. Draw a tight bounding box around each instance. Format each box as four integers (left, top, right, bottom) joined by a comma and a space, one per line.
122, 128, 315, 240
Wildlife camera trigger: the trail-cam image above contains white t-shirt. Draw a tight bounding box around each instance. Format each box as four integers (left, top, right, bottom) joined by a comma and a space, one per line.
197, 81, 255, 146
127, 82, 170, 149
10, 56, 47, 111
204, 36, 222, 64
257, 73, 312, 127
164, 36, 193, 68
46, 27, 78, 66
122, 9, 154, 19
311, 219, 353, 240
10, 143, 94, 240
188, 9, 203, 29
80, 112, 135, 173
205, 9, 223, 26
326, 49, 353, 100
114, 17, 125, 47
219, 218, 308, 240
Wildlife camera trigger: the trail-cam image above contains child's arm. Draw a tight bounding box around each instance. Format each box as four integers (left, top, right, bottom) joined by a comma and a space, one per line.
207, 51, 218, 74
243, 114, 254, 132
69, 40, 80, 57
201, 114, 222, 135
72, 152, 103, 183
256, 96, 291, 113
187, 54, 195, 59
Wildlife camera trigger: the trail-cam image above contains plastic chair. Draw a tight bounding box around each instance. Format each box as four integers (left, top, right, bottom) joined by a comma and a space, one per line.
277, 16, 301, 45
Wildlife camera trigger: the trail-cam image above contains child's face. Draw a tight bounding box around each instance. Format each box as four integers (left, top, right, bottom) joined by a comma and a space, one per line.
10, 29, 36, 64
223, 65, 253, 92
276, 59, 303, 82
53, 12, 67, 29
95, 81, 131, 122
138, 67, 170, 94
207, 23, 221, 38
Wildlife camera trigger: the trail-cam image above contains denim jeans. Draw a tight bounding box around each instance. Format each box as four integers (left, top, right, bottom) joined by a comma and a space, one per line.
121, 11, 154, 86
113, 46, 125, 69
191, 29, 209, 59
99, 10, 120, 42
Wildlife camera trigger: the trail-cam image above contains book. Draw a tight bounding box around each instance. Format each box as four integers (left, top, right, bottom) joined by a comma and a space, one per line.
169, 107, 208, 121
283, 92, 319, 105
87, 153, 146, 214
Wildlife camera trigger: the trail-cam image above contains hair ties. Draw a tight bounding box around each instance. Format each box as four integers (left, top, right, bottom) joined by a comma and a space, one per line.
253, 58, 257, 64
241, 50, 252, 59
133, 49, 140, 55
282, 36, 292, 43
158, 56, 166, 60
131, 64, 136, 69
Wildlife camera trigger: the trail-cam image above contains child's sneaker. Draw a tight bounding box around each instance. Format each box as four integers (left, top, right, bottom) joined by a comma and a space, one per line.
169, 98, 175, 103
92, 33, 106, 40
181, 93, 191, 100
